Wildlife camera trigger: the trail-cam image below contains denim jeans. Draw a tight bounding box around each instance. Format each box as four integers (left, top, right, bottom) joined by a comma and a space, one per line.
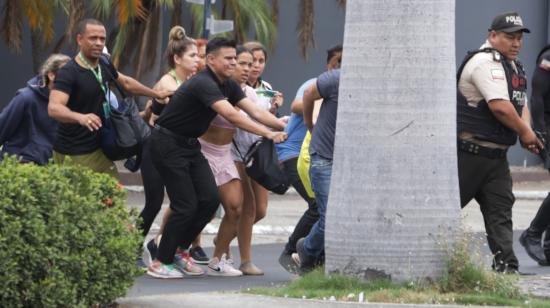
281, 157, 318, 254
303, 153, 332, 258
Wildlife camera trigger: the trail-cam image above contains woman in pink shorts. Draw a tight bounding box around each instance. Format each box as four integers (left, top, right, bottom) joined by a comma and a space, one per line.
201, 46, 285, 276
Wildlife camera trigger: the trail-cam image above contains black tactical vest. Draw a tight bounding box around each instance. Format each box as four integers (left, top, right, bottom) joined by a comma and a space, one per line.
457, 48, 527, 146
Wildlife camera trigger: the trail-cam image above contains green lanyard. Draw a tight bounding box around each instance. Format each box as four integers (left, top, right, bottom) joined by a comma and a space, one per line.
79, 52, 107, 96
170, 69, 182, 86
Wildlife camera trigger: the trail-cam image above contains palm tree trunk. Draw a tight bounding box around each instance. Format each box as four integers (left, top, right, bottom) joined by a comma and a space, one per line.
325, 0, 460, 282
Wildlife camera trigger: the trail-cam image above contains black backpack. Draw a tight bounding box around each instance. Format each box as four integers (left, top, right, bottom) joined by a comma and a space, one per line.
99, 56, 150, 171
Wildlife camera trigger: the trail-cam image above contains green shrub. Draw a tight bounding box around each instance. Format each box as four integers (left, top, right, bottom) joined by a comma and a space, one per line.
0, 156, 142, 307
438, 234, 522, 299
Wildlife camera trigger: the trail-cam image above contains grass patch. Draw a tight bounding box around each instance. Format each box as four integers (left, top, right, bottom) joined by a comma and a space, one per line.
246, 235, 550, 307
246, 269, 549, 307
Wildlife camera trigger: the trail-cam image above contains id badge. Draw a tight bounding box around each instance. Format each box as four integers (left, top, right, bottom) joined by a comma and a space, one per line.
102, 102, 111, 119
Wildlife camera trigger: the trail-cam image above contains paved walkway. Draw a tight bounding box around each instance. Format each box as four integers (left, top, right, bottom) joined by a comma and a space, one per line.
121, 178, 550, 306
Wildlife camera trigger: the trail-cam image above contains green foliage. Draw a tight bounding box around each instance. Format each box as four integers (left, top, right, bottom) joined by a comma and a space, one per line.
438, 235, 522, 299
0, 156, 142, 307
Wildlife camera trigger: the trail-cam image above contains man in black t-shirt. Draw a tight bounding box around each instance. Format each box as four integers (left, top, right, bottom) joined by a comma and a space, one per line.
146, 38, 287, 279
48, 18, 171, 178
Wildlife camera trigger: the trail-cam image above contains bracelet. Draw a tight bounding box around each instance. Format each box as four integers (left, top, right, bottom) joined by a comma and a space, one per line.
151, 98, 166, 115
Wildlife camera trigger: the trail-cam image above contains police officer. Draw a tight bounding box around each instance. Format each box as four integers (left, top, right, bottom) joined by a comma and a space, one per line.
519, 45, 550, 266
457, 12, 542, 273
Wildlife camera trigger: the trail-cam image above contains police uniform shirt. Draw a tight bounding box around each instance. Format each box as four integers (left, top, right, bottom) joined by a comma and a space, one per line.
458, 40, 523, 149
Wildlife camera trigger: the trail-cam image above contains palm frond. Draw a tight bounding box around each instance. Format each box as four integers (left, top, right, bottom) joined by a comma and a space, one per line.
170, 0, 183, 27
227, 0, 276, 48
0, 0, 23, 53
271, 0, 279, 26
111, 25, 130, 67
135, 5, 161, 79
90, 0, 112, 20
296, 0, 316, 60
117, 0, 148, 26
155, 0, 174, 8
66, 0, 86, 45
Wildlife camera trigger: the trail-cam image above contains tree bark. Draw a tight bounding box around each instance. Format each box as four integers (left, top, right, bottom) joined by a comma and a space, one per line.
325, 0, 460, 282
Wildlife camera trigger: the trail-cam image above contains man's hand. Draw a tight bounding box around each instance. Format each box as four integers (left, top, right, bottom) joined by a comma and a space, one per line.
78, 113, 102, 131
520, 129, 544, 154
267, 131, 288, 143
154, 89, 174, 100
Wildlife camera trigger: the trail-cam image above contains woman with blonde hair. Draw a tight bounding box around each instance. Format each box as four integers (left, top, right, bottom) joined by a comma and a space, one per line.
138, 25, 204, 276
0, 54, 70, 165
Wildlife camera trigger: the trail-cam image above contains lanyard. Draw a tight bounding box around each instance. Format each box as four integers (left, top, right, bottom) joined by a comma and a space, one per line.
79, 52, 107, 96
170, 69, 183, 86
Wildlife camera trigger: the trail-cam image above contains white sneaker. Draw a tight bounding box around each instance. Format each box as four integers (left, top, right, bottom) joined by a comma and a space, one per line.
146, 261, 184, 279
207, 257, 243, 277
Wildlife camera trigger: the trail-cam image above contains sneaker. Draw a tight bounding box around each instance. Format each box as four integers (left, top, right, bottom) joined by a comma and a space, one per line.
296, 238, 316, 274
239, 261, 264, 275
223, 253, 234, 265
141, 239, 158, 268
279, 250, 298, 274
174, 251, 205, 276
146, 261, 184, 279
207, 257, 243, 277
189, 246, 210, 264
519, 230, 546, 264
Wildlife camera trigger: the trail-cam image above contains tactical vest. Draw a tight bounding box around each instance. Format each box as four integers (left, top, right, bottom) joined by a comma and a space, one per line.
457, 48, 527, 146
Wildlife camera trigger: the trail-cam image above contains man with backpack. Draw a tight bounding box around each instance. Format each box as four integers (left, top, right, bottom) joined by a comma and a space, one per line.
48, 18, 171, 178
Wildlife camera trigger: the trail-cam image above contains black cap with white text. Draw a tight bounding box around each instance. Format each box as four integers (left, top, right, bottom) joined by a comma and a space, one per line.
489, 12, 530, 33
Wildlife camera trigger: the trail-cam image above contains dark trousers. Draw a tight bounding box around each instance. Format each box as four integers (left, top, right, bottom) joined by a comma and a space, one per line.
281, 157, 319, 254
458, 150, 518, 270
138, 136, 165, 236
150, 129, 220, 264
527, 193, 550, 256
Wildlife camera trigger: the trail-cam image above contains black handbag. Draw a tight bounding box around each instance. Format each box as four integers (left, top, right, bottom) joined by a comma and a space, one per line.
233, 137, 289, 195
99, 57, 150, 171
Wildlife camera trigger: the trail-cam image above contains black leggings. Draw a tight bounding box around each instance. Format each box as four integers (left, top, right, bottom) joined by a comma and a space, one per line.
138, 136, 166, 236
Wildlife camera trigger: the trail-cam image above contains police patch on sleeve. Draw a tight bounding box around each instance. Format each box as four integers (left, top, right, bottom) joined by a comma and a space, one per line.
491, 69, 505, 80
539, 58, 550, 71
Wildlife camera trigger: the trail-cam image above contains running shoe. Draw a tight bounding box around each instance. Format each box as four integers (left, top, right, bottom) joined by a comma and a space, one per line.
207, 256, 243, 277
146, 261, 183, 279
174, 250, 205, 276
189, 246, 210, 264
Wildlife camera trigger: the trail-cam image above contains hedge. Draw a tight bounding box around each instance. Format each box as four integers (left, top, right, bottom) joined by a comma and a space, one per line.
0, 156, 142, 307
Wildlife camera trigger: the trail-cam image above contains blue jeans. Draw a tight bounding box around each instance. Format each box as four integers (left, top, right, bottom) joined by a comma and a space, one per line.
303, 153, 333, 258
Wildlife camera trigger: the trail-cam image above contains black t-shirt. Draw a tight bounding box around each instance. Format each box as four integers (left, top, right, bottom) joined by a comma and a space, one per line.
156, 67, 246, 137
53, 58, 118, 155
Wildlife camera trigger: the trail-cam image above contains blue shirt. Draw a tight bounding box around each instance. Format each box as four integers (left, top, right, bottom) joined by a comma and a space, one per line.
310, 69, 340, 160
276, 78, 316, 161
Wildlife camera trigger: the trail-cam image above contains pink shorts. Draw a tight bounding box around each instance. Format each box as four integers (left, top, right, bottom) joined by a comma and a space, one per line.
199, 138, 240, 186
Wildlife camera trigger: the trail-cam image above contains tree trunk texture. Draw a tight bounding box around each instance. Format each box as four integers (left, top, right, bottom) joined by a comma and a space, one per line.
325, 0, 460, 282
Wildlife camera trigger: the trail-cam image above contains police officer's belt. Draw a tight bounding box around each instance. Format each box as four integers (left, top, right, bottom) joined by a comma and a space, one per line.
154, 124, 198, 146
458, 139, 507, 159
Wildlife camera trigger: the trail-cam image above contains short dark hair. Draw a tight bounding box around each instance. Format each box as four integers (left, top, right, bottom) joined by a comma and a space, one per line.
326, 44, 343, 64
206, 38, 237, 55
76, 18, 104, 37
